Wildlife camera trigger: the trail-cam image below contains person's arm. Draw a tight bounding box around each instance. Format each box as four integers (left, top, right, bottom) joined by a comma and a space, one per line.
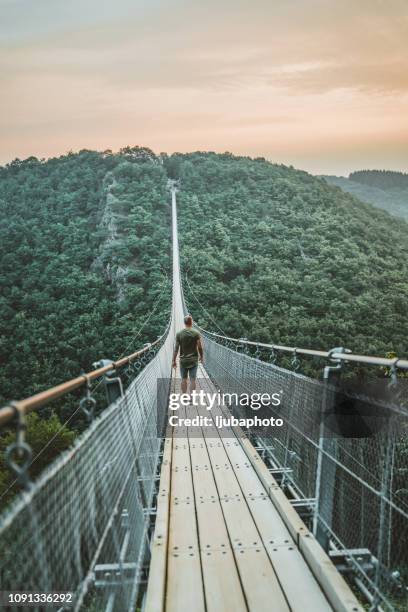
197, 337, 204, 363
172, 336, 180, 368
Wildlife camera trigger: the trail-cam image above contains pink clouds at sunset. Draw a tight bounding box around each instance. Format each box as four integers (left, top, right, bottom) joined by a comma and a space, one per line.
1, 0, 407, 174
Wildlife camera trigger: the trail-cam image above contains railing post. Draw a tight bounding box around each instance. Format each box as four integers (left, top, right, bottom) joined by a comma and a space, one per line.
371, 399, 396, 611
5, 403, 32, 491
313, 347, 349, 551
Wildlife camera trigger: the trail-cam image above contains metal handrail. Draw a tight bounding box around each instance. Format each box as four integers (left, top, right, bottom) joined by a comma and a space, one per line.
0, 325, 170, 428
198, 327, 408, 370
2, 320, 406, 427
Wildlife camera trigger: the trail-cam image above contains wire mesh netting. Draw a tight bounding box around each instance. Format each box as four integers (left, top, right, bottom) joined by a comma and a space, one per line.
0, 336, 174, 611
201, 331, 408, 611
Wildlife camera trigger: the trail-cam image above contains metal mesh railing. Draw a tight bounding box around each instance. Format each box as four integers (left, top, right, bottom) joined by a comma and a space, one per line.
0, 334, 174, 611
201, 331, 408, 612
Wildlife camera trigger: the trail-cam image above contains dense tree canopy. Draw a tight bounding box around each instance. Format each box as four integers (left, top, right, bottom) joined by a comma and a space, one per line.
4, 150, 406, 409
0, 147, 172, 502
173, 153, 408, 362
0, 148, 171, 407
1, 148, 407, 503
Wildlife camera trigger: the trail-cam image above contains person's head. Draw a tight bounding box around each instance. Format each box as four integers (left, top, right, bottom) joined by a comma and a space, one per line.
184, 314, 193, 327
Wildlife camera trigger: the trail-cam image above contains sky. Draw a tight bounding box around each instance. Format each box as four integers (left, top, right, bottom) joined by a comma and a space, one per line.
1, 0, 407, 175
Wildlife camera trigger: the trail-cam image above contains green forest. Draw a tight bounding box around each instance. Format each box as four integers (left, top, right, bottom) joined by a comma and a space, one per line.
1, 148, 408, 502
0, 147, 171, 501
0, 147, 171, 407
172, 153, 408, 361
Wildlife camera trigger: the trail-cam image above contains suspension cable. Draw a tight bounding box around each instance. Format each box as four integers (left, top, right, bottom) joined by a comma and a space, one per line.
183, 271, 228, 336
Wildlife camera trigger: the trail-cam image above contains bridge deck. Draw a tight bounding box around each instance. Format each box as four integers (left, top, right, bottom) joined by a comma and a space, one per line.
145, 366, 362, 612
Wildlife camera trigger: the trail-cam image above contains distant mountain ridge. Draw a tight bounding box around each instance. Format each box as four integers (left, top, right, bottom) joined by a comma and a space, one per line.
322, 170, 408, 220
350, 169, 408, 190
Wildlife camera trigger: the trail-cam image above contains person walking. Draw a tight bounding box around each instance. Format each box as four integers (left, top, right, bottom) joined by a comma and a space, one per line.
172, 314, 204, 394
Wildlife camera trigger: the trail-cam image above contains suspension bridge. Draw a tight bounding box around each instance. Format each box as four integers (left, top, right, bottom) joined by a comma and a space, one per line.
0, 188, 407, 612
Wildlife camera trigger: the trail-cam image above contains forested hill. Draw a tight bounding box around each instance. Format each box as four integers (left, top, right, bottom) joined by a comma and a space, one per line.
322, 170, 408, 220
2, 149, 408, 407
2, 148, 408, 502
0, 148, 171, 407
172, 153, 408, 359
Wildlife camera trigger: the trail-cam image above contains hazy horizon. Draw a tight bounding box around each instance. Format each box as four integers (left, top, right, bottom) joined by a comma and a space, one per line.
1, 0, 407, 175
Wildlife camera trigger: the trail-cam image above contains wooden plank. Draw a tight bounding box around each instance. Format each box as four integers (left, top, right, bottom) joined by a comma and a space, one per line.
144, 437, 172, 612
144, 372, 181, 612
222, 405, 364, 612
199, 392, 331, 612
218, 439, 330, 610
165, 403, 206, 612
239, 436, 309, 542
193, 392, 290, 612
187, 432, 248, 612
299, 533, 364, 612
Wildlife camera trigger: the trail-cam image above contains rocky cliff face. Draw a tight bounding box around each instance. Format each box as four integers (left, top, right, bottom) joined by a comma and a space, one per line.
92, 170, 130, 303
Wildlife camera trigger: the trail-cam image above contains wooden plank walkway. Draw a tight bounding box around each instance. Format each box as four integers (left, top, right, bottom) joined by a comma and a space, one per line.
145, 365, 363, 612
